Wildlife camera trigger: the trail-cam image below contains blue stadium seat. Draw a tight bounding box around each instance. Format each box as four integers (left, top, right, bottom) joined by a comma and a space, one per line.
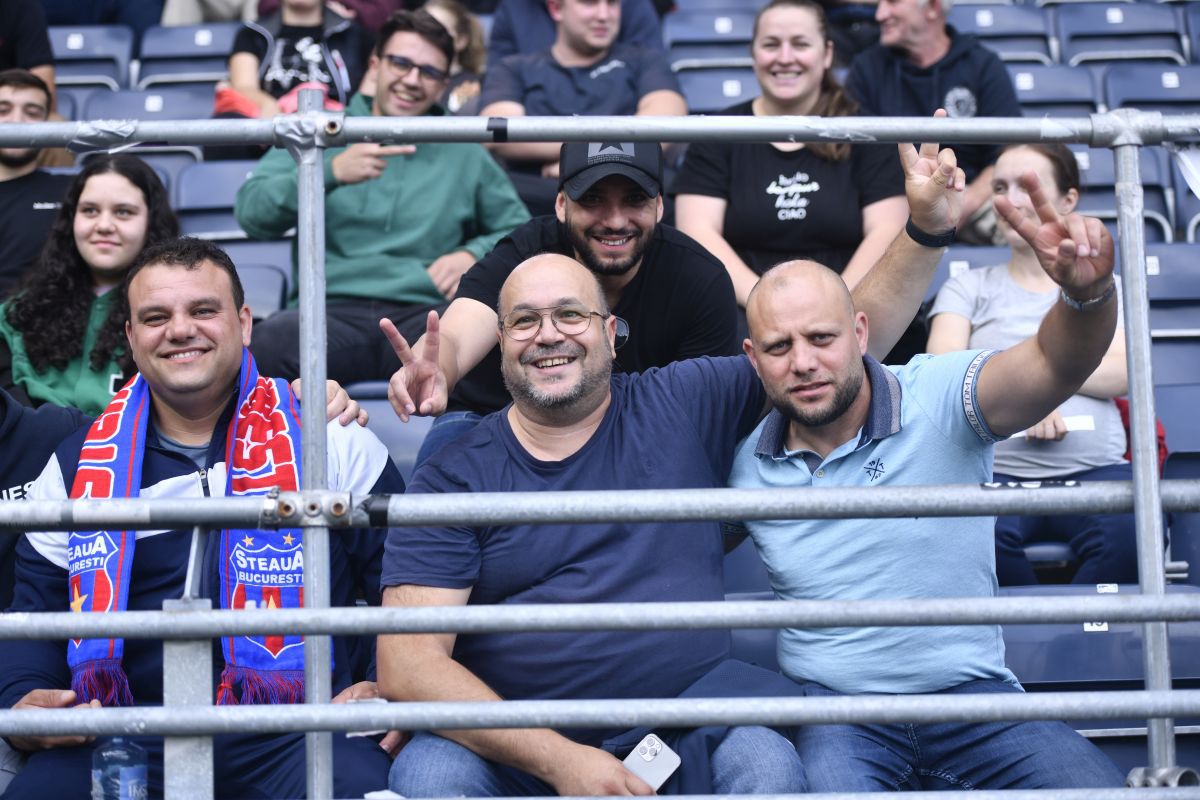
1166, 449, 1200, 589
674, 0, 766, 10
49, 25, 134, 91
1104, 64, 1200, 115
1157, 383, 1200, 455
1069, 145, 1174, 242
1007, 64, 1099, 117
1186, 3, 1200, 68
1176, 160, 1200, 244
135, 23, 240, 91
677, 67, 757, 114
1146, 243, 1200, 338
174, 160, 258, 238
344, 382, 432, 483
55, 91, 76, 121
220, 239, 293, 283
724, 534, 771, 594
82, 86, 214, 121
1055, 4, 1186, 67
726, 591, 778, 671
947, 6, 1055, 64
236, 263, 288, 321
928, 245, 1009, 301
664, 9, 755, 69
1152, 338, 1200, 386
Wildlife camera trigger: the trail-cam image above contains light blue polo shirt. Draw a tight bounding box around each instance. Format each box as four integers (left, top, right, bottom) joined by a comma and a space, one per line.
730, 350, 1021, 695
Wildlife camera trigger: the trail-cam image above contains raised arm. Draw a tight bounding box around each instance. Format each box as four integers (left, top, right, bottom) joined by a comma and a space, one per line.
378, 584, 654, 796
380, 299, 499, 421
852, 111, 966, 360
975, 171, 1118, 438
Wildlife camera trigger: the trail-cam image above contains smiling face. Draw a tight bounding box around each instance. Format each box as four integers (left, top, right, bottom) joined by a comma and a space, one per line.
550, 0, 621, 58
556, 175, 662, 280
125, 259, 252, 415
498, 254, 616, 417
752, 4, 832, 113
745, 261, 869, 433
875, 0, 938, 53
74, 172, 151, 290
992, 146, 1079, 252
0, 84, 50, 169
370, 30, 450, 118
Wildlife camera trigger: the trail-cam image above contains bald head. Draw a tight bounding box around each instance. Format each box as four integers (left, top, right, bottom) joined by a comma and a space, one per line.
746, 260, 855, 343
499, 253, 608, 319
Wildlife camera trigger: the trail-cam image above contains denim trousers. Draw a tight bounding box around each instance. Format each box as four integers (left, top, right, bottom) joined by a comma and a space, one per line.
795, 678, 1126, 791
389, 726, 807, 796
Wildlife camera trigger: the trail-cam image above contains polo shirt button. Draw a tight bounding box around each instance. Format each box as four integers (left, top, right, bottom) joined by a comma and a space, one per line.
815, 469, 825, 477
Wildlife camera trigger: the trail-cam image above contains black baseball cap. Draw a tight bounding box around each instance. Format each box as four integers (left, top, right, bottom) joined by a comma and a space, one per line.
559, 141, 663, 200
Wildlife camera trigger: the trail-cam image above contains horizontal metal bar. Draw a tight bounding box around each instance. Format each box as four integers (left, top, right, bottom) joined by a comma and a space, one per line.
3, 595, 1197, 640
1, 691, 1198, 737
2, 480, 1199, 533
1, 112, 1197, 149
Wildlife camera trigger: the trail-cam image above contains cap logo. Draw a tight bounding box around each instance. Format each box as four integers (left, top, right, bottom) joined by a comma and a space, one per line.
588, 142, 636, 164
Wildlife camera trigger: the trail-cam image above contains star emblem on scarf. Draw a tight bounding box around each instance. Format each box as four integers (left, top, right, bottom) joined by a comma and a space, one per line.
242, 535, 254, 546
70, 585, 89, 613
282, 533, 295, 546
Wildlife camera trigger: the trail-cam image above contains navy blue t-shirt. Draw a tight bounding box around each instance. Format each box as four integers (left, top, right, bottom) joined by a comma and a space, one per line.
381, 357, 765, 744
480, 43, 680, 118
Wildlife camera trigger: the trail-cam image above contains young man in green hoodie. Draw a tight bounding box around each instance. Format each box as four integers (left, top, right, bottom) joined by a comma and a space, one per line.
234, 9, 531, 385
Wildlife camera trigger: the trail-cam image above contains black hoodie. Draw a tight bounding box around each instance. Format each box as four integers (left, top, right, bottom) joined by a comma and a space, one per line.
845, 27, 1022, 182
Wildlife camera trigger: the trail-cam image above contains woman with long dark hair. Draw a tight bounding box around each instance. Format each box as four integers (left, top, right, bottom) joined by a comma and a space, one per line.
0, 154, 179, 415
674, 0, 908, 323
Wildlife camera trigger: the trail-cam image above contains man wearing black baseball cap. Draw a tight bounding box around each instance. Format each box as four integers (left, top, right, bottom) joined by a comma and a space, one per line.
381, 139, 742, 463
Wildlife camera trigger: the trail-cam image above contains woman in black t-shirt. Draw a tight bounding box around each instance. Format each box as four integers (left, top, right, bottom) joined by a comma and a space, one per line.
674, 0, 907, 310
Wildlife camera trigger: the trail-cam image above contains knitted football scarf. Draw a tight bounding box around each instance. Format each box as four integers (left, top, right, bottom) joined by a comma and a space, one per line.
67, 350, 308, 706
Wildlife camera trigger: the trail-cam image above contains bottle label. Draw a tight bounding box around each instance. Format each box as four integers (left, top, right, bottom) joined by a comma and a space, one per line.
120, 765, 148, 800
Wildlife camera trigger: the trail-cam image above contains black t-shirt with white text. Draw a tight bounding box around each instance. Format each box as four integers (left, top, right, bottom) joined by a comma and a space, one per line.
0, 170, 72, 298
673, 100, 904, 275
451, 216, 739, 415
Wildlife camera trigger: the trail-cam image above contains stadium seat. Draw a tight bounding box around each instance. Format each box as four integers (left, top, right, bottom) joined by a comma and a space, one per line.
49, 25, 134, 91
1157, 383, 1200, 455
928, 245, 1009, 301
344, 382, 432, 483
724, 534, 771, 594
1151, 338, 1200, 386
236, 262, 288, 320
220, 239, 293, 283
1166, 447, 1200, 590
135, 23, 240, 91
174, 160, 258, 238
726, 591, 778, 671
664, 9, 755, 69
947, 6, 1055, 64
1187, 3, 1200, 68
1104, 64, 1200, 115
1146, 243, 1200, 338
1069, 145, 1174, 242
55, 91, 76, 121
1177, 160, 1200, 244
674, 0, 767, 10
82, 86, 214, 121
677, 67, 757, 114
1055, 4, 1186, 67
1007, 64, 1099, 117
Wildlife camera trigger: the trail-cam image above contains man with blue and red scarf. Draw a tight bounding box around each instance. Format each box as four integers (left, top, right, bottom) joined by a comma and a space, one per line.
0, 237, 404, 798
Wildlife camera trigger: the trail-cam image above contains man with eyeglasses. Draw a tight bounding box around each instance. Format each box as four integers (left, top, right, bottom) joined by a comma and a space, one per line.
234, 9, 530, 385
378, 251, 809, 798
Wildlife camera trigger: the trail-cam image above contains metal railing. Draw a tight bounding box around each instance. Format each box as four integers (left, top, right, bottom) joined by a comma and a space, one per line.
1, 102, 1199, 798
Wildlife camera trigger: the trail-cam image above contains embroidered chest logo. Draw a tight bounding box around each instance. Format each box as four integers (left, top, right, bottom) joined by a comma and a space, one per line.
863, 458, 885, 481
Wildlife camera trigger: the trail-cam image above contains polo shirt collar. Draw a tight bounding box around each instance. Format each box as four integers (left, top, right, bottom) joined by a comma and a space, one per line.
753, 355, 903, 460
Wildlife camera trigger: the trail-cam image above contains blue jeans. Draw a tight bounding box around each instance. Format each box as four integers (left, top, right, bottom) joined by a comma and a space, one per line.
795, 678, 1125, 791
414, 410, 483, 469
390, 726, 807, 796
994, 463, 1148, 585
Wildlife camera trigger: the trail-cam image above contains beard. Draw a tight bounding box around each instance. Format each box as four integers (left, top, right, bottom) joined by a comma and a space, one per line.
768, 362, 864, 430
564, 219, 648, 278
502, 342, 613, 413
0, 147, 38, 169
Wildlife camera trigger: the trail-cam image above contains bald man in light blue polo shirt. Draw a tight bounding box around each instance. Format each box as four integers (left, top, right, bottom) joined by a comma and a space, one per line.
730, 174, 1127, 790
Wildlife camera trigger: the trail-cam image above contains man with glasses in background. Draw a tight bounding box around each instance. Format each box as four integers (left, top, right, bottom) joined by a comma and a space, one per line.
235, 9, 529, 385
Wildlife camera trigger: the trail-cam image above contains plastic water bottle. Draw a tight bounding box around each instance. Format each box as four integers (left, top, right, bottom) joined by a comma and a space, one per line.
91, 737, 148, 800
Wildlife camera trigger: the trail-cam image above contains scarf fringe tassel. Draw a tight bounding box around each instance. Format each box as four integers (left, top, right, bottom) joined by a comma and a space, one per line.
71, 659, 135, 707
217, 666, 305, 706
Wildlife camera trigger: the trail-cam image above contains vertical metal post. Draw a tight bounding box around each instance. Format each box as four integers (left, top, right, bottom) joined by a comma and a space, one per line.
295, 88, 333, 799
1113, 142, 1174, 769
162, 598, 214, 800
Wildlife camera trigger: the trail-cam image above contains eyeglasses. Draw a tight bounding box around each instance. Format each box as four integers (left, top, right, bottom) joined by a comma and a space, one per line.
500, 304, 608, 341
382, 54, 448, 83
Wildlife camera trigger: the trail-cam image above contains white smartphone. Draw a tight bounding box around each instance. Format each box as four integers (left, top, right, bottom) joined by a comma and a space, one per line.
622, 733, 681, 791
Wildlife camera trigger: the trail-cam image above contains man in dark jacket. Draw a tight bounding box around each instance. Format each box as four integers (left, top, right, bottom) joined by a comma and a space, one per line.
0, 238, 402, 799
845, 0, 1022, 243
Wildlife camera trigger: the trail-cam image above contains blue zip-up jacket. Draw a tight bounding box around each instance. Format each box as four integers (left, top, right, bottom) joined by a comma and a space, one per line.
0, 396, 403, 712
